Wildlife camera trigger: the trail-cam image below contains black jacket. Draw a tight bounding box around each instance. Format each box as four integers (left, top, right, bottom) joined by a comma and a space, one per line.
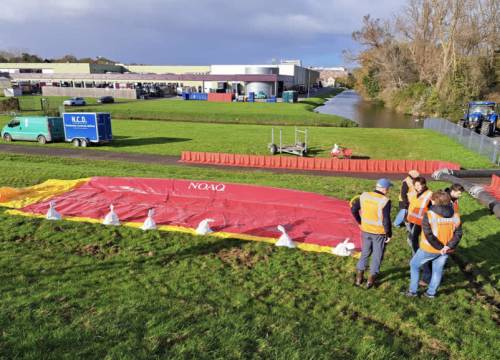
351, 190, 392, 237
422, 204, 463, 250
399, 180, 411, 210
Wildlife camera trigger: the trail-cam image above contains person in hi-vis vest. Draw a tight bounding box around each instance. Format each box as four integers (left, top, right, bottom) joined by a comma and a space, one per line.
399, 170, 420, 211
405, 190, 462, 298
445, 183, 465, 214
406, 177, 432, 253
351, 178, 392, 289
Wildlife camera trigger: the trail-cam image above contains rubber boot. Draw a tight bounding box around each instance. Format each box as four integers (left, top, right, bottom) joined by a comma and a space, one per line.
355, 270, 364, 287
366, 274, 377, 289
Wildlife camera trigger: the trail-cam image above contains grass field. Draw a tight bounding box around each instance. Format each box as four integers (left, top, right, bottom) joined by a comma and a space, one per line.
10, 90, 353, 126
0, 117, 494, 168
0, 154, 498, 359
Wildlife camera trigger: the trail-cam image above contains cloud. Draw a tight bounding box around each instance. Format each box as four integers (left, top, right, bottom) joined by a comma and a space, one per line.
0, 0, 406, 65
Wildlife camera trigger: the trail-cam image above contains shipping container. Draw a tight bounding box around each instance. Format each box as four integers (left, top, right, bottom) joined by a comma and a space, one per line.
283, 91, 298, 103
189, 93, 208, 101
207, 93, 233, 102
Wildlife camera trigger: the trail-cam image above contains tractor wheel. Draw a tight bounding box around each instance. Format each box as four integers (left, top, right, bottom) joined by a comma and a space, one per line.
269, 144, 278, 155
37, 135, 47, 144
480, 122, 492, 137
457, 120, 465, 128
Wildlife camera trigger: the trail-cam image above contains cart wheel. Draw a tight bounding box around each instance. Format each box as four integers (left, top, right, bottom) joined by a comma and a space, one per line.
80, 139, 88, 148
269, 144, 278, 155
72, 138, 80, 147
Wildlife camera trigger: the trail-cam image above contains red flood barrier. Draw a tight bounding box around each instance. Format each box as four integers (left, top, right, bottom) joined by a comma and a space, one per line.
180, 151, 461, 174
485, 175, 500, 200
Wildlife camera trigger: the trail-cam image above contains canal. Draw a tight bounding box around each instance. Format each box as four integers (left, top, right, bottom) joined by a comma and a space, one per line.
316, 90, 423, 129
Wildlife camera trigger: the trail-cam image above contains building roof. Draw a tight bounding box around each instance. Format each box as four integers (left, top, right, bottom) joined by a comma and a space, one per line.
10, 73, 292, 82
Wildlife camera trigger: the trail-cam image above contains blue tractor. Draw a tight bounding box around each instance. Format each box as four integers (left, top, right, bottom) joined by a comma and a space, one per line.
458, 101, 499, 137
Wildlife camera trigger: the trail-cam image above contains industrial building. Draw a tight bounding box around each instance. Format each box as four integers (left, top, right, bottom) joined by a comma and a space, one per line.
0, 62, 124, 74
0, 61, 319, 99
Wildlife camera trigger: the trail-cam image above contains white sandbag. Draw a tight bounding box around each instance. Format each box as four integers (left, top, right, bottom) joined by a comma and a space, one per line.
46, 201, 61, 220
332, 238, 355, 256
275, 225, 296, 248
195, 219, 214, 235
103, 204, 120, 226
331, 143, 340, 156
141, 209, 157, 230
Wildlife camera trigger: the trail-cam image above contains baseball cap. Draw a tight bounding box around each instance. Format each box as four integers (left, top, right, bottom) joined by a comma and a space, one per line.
376, 178, 393, 189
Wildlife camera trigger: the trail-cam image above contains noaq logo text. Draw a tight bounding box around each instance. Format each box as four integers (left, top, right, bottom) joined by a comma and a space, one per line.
188, 182, 226, 192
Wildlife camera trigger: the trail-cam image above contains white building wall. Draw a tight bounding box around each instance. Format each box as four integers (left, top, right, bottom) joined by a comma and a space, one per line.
210, 64, 284, 75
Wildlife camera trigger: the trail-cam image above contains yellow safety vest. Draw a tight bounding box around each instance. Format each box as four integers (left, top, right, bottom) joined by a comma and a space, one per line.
420, 211, 461, 254
407, 189, 432, 225
360, 192, 389, 235
399, 177, 415, 202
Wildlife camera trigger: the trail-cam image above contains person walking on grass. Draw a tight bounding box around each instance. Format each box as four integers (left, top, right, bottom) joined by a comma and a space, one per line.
406, 176, 432, 253
399, 170, 420, 212
405, 190, 462, 298
351, 178, 392, 289
445, 183, 465, 214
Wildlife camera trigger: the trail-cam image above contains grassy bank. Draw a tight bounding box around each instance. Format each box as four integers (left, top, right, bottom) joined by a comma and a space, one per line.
0, 154, 498, 359
11, 89, 353, 127
86, 89, 353, 126
0, 118, 494, 168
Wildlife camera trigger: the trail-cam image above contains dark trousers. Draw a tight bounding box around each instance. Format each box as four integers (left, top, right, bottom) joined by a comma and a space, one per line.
356, 232, 386, 276
407, 222, 421, 253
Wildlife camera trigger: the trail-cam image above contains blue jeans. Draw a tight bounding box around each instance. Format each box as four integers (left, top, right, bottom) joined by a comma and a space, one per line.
409, 249, 448, 296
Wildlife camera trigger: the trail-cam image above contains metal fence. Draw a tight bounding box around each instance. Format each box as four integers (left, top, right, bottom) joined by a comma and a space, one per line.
424, 118, 500, 165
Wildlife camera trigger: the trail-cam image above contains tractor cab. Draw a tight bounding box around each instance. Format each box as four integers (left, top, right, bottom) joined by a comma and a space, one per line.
459, 101, 498, 136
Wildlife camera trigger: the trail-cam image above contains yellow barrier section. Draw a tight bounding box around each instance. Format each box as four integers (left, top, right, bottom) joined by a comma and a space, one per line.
0, 178, 90, 209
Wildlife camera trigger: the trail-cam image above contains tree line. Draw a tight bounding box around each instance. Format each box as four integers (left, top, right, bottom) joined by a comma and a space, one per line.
351, 0, 499, 119
0, 50, 116, 65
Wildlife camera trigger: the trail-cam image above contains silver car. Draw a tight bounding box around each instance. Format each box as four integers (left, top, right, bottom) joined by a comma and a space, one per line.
63, 97, 86, 106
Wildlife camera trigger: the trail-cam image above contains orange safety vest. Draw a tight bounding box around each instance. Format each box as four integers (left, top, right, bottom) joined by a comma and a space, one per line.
359, 192, 389, 235
407, 189, 432, 225
452, 200, 459, 214
420, 211, 461, 254
399, 177, 415, 202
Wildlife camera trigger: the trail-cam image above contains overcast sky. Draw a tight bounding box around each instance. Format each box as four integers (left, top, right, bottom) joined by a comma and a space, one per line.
0, 0, 405, 66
